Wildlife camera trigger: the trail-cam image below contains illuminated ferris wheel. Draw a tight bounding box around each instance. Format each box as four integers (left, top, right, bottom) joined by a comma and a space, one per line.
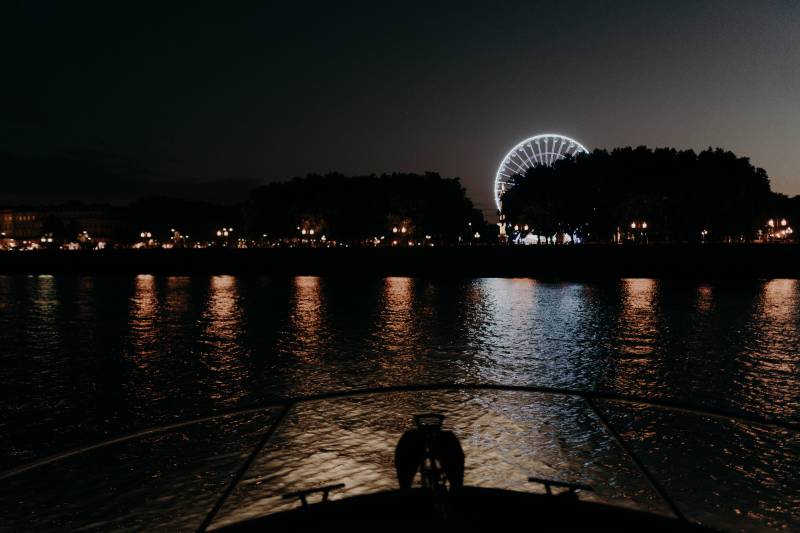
494, 133, 589, 211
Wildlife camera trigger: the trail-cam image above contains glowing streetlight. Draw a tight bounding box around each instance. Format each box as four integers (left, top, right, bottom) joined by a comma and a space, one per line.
642, 222, 648, 229
781, 219, 788, 227
400, 227, 407, 234
630, 222, 637, 229
392, 227, 398, 233
768, 219, 775, 228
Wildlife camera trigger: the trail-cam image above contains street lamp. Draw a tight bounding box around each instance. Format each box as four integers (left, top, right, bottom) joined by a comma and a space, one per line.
629, 221, 648, 244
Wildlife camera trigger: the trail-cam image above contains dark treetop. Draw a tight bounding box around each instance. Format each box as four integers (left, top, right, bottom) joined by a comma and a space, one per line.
501, 147, 798, 243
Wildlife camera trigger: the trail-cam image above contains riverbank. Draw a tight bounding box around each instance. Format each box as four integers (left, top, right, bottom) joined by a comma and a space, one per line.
1, 244, 799, 278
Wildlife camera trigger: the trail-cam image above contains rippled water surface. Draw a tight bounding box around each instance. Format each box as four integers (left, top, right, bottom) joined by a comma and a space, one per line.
1, 275, 798, 531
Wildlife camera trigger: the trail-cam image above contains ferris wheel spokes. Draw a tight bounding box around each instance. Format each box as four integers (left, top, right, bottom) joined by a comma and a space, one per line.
493, 134, 589, 211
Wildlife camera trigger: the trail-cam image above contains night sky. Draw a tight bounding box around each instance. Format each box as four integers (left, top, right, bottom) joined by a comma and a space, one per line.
2, 1, 798, 213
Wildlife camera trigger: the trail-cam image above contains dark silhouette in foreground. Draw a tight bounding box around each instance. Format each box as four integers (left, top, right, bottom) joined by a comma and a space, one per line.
395, 414, 464, 491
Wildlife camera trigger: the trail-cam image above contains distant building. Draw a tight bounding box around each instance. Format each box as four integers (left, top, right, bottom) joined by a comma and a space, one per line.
0, 206, 122, 245
1, 210, 44, 240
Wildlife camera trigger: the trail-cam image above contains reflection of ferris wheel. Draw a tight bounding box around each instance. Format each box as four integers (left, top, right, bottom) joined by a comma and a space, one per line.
494, 133, 589, 210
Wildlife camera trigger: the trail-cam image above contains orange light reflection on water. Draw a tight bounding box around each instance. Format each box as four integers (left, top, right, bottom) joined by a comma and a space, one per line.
198, 275, 248, 403
128, 274, 158, 368
617, 278, 658, 357
736, 279, 799, 418
286, 276, 325, 362
378, 277, 416, 353
370, 277, 427, 384
695, 284, 714, 315
607, 279, 663, 393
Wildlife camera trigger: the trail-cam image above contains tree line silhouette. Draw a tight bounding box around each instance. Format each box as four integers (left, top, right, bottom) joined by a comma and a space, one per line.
501, 146, 794, 243
5, 148, 800, 246
246, 172, 487, 243
4, 173, 486, 246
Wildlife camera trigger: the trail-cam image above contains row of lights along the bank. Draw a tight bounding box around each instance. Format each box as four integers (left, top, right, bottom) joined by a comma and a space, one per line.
2, 218, 795, 250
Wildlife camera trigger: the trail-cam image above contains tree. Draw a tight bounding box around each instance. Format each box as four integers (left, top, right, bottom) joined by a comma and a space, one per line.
501, 147, 775, 243
246, 173, 487, 244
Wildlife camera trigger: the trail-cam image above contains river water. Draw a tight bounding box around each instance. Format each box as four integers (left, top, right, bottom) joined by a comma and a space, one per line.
1, 275, 798, 530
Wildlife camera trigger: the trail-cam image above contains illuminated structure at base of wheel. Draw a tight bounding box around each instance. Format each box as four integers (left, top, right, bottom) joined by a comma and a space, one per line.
494, 133, 589, 211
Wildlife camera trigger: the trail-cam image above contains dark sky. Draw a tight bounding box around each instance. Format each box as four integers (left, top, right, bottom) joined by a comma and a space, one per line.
2, 1, 798, 212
